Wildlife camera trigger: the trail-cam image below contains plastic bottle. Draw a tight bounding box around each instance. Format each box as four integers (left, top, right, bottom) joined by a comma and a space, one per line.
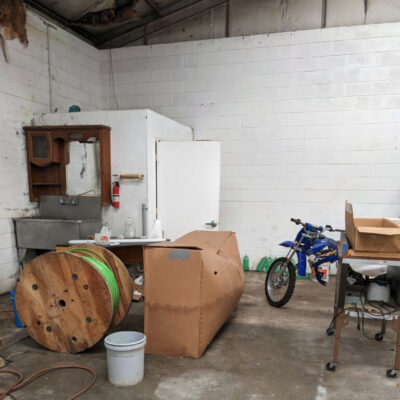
256, 257, 268, 272
100, 224, 111, 244
243, 255, 250, 271
149, 219, 162, 239
124, 217, 135, 239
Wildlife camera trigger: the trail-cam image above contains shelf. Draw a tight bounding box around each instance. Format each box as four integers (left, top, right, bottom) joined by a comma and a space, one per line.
32, 183, 62, 186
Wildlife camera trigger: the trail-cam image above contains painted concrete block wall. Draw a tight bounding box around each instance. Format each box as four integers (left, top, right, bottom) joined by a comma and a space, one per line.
108, 22, 400, 267
0, 12, 108, 293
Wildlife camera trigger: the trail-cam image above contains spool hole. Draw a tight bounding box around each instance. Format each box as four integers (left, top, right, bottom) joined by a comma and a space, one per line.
214, 271, 218, 275
46, 326, 52, 332
58, 299, 66, 307
72, 336, 77, 342
72, 274, 78, 281
86, 317, 92, 323
37, 321, 41, 326
83, 284, 89, 290
32, 284, 38, 290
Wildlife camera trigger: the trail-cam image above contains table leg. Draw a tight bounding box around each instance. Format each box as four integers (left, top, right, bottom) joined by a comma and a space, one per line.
382, 319, 387, 336
386, 316, 400, 378
327, 312, 348, 371
394, 317, 400, 370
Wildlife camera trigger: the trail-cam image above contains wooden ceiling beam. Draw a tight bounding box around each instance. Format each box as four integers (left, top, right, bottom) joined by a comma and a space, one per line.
23, 0, 96, 45
144, 0, 162, 16
97, 0, 228, 48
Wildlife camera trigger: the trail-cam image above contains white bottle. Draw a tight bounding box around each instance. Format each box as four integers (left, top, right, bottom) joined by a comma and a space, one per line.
149, 219, 162, 239
124, 217, 135, 239
100, 225, 110, 244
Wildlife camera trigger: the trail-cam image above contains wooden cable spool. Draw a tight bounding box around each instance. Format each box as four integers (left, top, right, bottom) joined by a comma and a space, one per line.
15, 245, 133, 353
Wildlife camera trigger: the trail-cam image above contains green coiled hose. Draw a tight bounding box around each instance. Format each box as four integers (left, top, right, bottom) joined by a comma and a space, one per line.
66, 248, 120, 313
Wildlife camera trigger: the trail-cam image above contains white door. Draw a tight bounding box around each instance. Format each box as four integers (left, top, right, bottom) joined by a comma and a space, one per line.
156, 141, 221, 240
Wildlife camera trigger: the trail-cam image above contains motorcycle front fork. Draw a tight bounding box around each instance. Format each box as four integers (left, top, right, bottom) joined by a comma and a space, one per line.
275, 248, 298, 279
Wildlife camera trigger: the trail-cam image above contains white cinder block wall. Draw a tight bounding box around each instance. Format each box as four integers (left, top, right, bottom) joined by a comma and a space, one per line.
0, 12, 108, 293
4, 13, 400, 277
108, 23, 400, 267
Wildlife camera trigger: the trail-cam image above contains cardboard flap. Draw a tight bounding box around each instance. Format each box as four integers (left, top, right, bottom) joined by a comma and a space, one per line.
175, 231, 234, 253
218, 233, 242, 264
345, 201, 356, 248
146, 241, 202, 250
357, 226, 400, 236
152, 231, 235, 254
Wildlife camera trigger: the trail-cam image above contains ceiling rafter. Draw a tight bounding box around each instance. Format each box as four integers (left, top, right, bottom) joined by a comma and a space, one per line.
144, 0, 162, 16
23, 0, 229, 49
95, 0, 204, 47
23, 0, 96, 44
97, 0, 228, 48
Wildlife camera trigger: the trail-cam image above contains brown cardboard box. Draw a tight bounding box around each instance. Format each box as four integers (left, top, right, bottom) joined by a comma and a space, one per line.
345, 201, 400, 252
144, 230, 245, 358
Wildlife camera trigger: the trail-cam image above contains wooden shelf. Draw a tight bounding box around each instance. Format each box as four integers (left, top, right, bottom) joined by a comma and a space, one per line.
32, 183, 62, 186
25, 125, 111, 204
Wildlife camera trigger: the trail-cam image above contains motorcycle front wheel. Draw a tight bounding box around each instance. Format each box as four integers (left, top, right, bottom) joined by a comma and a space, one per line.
264, 257, 296, 307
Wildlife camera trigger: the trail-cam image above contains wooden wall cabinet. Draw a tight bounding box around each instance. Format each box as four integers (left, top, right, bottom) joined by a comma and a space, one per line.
24, 125, 111, 205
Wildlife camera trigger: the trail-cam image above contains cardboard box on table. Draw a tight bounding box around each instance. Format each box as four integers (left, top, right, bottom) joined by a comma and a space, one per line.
144, 230, 245, 358
345, 201, 400, 253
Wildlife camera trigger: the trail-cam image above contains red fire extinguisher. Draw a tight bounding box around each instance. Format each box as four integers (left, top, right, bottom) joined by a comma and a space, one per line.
112, 181, 120, 208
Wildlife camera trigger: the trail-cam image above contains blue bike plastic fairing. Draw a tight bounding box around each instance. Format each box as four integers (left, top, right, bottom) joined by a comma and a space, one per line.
279, 241, 294, 248
306, 238, 338, 285
297, 251, 307, 276
306, 238, 331, 254
305, 223, 323, 231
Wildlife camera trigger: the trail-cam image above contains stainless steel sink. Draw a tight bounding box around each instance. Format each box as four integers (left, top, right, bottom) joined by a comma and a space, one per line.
14, 218, 101, 250
14, 195, 102, 251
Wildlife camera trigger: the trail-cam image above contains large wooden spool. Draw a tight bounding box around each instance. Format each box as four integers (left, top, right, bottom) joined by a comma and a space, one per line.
15, 246, 132, 353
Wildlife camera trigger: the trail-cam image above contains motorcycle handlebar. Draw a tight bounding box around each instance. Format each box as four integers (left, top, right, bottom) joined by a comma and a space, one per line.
291, 219, 344, 232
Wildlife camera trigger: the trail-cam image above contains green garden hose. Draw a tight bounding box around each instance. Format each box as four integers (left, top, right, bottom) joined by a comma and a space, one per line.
66, 248, 120, 313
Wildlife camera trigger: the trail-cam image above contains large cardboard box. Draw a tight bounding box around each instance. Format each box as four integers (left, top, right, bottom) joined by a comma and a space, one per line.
345, 201, 400, 252
144, 230, 245, 358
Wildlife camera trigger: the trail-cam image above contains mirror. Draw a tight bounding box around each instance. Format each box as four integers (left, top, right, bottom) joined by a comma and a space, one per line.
67, 140, 101, 196
25, 125, 111, 204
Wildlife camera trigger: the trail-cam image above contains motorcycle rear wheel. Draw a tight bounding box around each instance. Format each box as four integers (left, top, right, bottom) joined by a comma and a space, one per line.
265, 257, 296, 307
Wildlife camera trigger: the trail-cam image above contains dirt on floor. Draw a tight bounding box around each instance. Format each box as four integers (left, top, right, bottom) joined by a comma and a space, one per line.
0, 272, 399, 399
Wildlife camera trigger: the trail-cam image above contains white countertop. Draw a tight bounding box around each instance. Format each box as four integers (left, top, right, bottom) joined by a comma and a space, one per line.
68, 238, 165, 247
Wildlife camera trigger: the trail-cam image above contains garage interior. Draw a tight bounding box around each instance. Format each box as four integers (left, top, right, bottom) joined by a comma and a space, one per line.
2, 0, 400, 399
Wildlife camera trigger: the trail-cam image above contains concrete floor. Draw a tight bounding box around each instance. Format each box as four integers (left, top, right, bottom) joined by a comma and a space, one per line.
1, 272, 399, 399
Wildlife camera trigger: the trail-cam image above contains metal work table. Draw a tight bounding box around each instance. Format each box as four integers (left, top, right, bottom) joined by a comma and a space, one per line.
56, 238, 165, 265
327, 233, 400, 377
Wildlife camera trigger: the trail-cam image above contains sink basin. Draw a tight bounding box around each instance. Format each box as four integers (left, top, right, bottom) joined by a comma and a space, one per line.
14, 218, 101, 250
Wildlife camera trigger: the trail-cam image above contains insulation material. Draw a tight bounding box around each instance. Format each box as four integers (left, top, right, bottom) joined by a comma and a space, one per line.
73, 2, 140, 30
36, 0, 116, 21
0, 0, 28, 45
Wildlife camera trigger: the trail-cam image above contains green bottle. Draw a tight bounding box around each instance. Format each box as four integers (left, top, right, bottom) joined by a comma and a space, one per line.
243, 255, 250, 271
256, 256, 268, 272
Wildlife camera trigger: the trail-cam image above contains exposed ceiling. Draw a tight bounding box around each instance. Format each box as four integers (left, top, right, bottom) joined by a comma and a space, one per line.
23, 0, 228, 49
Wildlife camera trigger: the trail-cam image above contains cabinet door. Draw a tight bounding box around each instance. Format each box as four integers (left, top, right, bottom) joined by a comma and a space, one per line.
28, 132, 54, 167
156, 141, 220, 241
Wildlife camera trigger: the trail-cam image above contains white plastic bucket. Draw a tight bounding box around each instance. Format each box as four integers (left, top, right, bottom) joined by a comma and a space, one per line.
104, 331, 146, 386
367, 282, 390, 303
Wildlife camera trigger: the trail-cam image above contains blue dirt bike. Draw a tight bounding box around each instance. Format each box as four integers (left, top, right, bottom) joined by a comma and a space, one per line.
265, 218, 344, 307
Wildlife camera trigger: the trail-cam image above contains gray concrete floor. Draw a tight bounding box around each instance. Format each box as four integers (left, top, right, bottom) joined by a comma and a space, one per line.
1, 272, 399, 399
